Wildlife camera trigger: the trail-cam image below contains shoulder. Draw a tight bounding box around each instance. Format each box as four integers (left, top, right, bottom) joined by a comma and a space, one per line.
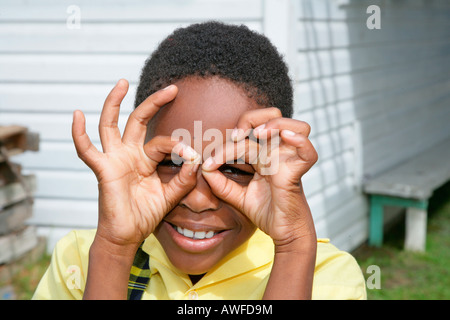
49, 229, 96, 269
312, 239, 367, 300
32, 229, 96, 300
54, 229, 96, 255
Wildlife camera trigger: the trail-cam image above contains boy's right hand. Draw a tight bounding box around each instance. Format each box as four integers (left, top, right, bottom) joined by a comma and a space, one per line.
72, 80, 200, 255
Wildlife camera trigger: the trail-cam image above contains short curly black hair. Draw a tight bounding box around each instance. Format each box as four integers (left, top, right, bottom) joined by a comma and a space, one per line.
134, 21, 293, 118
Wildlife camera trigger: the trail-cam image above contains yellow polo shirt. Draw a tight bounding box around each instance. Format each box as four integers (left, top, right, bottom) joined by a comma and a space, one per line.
32, 229, 366, 300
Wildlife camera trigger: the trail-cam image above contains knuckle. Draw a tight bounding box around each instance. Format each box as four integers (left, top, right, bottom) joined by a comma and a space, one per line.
268, 107, 282, 117
237, 109, 254, 124
301, 121, 312, 136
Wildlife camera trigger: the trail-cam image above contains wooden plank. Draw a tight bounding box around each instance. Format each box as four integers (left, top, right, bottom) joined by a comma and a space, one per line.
404, 206, 427, 252
0, 162, 20, 185
0, 125, 27, 141
0, 226, 38, 265
0, 236, 46, 284
0, 201, 33, 235
0, 125, 39, 156
0, 175, 36, 209
364, 137, 450, 199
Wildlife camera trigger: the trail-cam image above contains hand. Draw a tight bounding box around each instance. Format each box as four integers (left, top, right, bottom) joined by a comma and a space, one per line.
72, 80, 200, 251
201, 108, 318, 251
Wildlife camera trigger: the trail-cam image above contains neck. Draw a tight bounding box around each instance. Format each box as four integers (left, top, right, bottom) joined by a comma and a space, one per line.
189, 273, 205, 285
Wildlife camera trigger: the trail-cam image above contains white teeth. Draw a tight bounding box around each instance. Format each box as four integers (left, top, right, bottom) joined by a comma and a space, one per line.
174, 225, 218, 240
194, 231, 206, 239
183, 228, 194, 238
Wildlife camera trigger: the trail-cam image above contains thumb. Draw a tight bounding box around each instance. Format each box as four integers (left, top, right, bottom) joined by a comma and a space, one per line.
201, 166, 245, 211
163, 161, 200, 209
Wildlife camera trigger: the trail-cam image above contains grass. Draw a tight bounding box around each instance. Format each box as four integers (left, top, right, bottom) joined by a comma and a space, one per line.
354, 182, 450, 300
0, 251, 51, 300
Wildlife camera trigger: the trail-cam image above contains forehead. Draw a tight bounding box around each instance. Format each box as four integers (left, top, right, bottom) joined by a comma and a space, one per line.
150, 77, 260, 143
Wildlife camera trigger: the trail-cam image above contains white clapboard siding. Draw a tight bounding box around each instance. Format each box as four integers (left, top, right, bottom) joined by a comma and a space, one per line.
0, 22, 258, 54
0, 0, 263, 22
2, 0, 450, 254
12, 141, 93, 171
0, 0, 267, 253
27, 198, 98, 229
0, 112, 129, 144
0, 54, 146, 83
290, 0, 450, 252
0, 83, 137, 113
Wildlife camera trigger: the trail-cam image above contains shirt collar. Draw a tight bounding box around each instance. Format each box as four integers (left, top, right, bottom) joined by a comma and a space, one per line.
142, 229, 274, 289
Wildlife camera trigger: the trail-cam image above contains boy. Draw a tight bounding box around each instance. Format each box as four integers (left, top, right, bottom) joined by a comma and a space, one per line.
33, 21, 366, 300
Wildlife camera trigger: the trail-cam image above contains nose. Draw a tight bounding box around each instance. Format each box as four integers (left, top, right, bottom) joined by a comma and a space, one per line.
178, 170, 222, 213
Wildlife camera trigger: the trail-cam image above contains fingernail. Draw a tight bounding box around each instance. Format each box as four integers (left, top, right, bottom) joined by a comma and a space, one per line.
230, 128, 238, 141
183, 145, 199, 160
189, 163, 200, 176
231, 128, 248, 141
253, 123, 266, 133
162, 84, 175, 91
282, 129, 296, 136
202, 157, 215, 170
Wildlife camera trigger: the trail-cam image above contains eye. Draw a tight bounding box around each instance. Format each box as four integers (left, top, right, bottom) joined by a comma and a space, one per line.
159, 159, 182, 168
157, 159, 182, 183
219, 165, 254, 185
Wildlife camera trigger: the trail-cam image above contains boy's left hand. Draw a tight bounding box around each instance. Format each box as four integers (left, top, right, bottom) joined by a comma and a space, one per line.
201, 108, 318, 251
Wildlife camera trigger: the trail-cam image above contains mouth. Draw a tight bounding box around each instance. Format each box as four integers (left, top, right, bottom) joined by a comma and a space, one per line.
163, 221, 231, 253
171, 223, 221, 240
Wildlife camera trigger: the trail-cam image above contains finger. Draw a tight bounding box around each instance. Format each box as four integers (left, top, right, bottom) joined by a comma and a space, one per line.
253, 118, 311, 140
201, 169, 245, 212
144, 136, 201, 206
158, 141, 201, 209
122, 85, 178, 145
143, 135, 200, 168
99, 79, 129, 152
72, 110, 102, 170
231, 107, 282, 141
280, 130, 318, 164
163, 160, 201, 208
201, 139, 261, 172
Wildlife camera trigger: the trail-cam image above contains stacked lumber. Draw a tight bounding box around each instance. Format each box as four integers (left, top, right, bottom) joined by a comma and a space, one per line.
0, 125, 39, 267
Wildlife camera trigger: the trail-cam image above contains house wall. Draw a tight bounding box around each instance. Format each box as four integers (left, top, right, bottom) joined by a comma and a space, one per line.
1, 0, 449, 253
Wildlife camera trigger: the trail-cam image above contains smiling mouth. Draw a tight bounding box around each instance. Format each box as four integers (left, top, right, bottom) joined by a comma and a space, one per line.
168, 223, 226, 240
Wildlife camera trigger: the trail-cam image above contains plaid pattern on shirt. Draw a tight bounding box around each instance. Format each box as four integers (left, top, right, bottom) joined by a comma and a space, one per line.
127, 244, 151, 300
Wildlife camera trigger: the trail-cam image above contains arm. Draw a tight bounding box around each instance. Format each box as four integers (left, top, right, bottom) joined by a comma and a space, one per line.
83, 236, 139, 300
72, 80, 200, 300
201, 108, 319, 300
263, 189, 317, 300
263, 237, 317, 300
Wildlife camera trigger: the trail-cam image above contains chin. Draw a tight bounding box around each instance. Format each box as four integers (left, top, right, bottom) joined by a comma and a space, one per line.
154, 220, 255, 276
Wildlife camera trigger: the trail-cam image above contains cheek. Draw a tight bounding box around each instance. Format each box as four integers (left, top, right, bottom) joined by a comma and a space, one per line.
235, 213, 257, 242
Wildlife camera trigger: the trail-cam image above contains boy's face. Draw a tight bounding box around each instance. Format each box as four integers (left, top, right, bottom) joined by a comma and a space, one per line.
149, 76, 260, 276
